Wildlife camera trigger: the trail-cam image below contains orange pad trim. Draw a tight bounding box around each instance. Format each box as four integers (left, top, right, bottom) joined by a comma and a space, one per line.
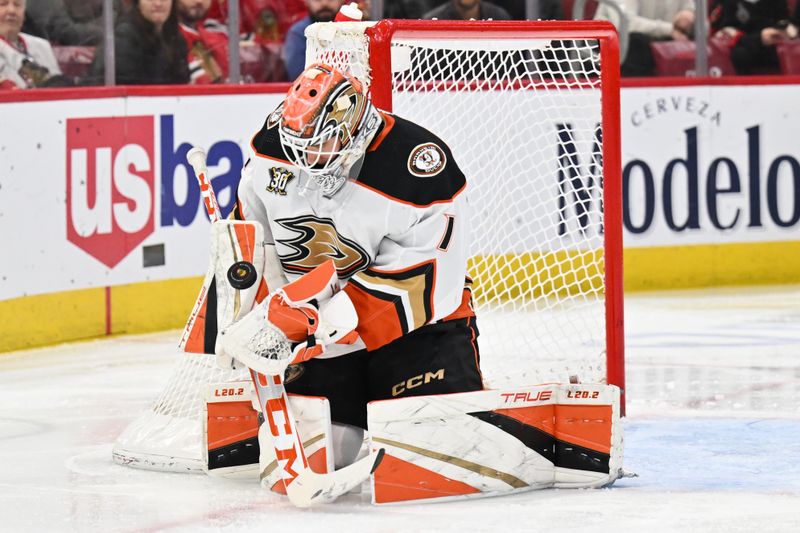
207, 398, 259, 450
554, 404, 613, 455
373, 453, 480, 504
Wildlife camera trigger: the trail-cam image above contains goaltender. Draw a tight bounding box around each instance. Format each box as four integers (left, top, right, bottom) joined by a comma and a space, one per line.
225, 62, 483, 465
200, 61, 622, 506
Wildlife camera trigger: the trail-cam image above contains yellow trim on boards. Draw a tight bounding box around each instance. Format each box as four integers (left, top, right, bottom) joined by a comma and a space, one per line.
624, 241, 800, 291
0, 288, 107, 353
110, 277, 201, 335
1, 240, 799, 353
0, 276, 203, 353
469, 250, 604, 302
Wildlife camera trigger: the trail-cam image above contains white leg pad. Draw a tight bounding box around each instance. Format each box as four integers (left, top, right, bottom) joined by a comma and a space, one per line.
331, 423, 365, 469
204, 385, 337, 485
367, 383, 623, 504
204, 381, 260, 479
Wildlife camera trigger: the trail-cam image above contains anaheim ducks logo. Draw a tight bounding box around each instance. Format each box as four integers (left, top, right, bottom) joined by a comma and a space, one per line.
284, 364, 304, 384
408, 142, 446, 177
275, 215, 370, 277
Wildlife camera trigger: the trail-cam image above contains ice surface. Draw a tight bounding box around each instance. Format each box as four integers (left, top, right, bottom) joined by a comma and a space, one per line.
1, 285, 799, 532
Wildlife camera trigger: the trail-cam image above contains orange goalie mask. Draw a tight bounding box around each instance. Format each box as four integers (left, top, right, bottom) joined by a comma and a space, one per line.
278, 64, 381, 195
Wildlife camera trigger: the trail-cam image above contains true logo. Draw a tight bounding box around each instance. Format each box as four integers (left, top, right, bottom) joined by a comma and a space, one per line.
408, 142, 446, 177
267, 167, 295, 195
500, 390, 553, 403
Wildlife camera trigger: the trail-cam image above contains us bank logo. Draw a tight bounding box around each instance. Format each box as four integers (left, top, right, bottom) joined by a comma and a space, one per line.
66, 115, 243, 268
67, 116, 155, 268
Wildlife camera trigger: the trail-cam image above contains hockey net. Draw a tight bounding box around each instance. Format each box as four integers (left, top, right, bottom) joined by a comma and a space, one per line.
305, 20, 624, 390
113, 20, 624, 473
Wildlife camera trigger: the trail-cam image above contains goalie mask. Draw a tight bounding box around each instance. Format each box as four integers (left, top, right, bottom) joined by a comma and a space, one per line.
278, 64, 381, 197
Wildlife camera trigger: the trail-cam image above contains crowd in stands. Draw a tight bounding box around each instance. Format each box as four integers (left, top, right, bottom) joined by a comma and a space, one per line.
2, 0, 800, 89
596, 0, 800, 76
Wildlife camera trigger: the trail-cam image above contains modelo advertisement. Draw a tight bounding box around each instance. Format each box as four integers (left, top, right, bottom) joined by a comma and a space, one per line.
622, 84, 800, 248
1, 83, 799, 301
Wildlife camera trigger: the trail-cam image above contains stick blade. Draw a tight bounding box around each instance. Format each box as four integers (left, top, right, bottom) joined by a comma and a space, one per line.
286, 448, 385, 507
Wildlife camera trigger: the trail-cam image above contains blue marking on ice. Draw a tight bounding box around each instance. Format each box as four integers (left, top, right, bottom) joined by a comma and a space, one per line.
617, 417, 800, 492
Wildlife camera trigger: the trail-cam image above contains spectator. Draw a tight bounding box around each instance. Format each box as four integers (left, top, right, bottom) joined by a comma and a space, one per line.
1, 0, 64, 88
21, 0, 122, 45
207, 0, 306, 42
795, 0, 800, 28
536, 0, 563, 20
708, 0, 725, 34
491, 0, 562, 20
283, 0, 342, 80
384, 0, 436, 19
89, 0, 189, 85
716, 0, 794, 75
424, 0, 511, 20
595, 0, 695, 77
244, 0, 283, 42
177, 0, 228, 83
355, 0, 371, 20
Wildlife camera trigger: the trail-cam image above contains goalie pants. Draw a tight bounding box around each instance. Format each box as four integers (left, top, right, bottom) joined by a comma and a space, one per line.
284, 316, 483, 429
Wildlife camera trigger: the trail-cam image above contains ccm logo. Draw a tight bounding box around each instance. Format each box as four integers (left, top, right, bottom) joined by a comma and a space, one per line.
213, 387, 245, 397
265, 396, 302, 481
501, 390, 552, 403
392, 369, 445, 397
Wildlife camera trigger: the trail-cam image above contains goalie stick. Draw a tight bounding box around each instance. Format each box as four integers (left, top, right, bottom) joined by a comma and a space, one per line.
250, 370, 384, 506
187, 146, 383, 507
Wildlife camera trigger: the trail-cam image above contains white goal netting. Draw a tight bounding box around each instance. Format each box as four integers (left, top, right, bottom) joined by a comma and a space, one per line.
307, 21, 615, 387
113, 20, 622, 473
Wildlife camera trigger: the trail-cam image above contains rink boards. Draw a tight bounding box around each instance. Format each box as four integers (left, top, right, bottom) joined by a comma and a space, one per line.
1, 79, 800, 351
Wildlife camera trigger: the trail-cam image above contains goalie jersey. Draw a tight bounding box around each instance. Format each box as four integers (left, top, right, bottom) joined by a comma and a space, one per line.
235, 110, 475, 353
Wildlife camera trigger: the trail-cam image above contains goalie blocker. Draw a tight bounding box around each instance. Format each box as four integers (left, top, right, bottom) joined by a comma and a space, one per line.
205, 381, 623, 504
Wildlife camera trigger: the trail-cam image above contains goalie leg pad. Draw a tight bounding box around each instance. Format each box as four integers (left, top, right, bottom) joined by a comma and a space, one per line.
367, 383, 623, 504
204, 381, 261, 479
331, 423, 365, 469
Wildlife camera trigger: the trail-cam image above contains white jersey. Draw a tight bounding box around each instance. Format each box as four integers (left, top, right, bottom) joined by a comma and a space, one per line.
237, 110, 475, 352
594, 0, 695, 39
0, 33, 61, 89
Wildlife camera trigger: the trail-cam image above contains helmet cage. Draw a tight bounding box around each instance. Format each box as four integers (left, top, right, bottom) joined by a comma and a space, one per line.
279, 77, 369, 177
